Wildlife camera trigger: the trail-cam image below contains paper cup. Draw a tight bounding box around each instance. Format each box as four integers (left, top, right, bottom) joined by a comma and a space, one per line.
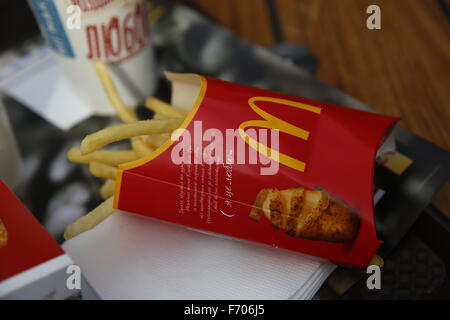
28, 0, 156, 114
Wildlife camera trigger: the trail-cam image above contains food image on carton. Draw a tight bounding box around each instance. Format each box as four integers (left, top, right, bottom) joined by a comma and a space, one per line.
249, 187, 360, 243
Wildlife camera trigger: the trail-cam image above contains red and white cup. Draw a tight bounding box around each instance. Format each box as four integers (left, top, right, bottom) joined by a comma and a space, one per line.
28, 0, 156, 114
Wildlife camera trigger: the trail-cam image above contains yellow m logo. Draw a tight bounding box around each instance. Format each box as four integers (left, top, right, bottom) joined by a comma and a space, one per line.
238, 96, 322, 172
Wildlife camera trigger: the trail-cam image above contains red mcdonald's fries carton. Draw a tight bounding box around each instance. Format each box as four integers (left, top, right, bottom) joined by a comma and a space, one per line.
0, 181, 75, 299
114, 74, 399, 268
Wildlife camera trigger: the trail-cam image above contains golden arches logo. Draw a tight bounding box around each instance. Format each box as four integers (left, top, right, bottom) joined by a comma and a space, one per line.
238, 96, 322, 173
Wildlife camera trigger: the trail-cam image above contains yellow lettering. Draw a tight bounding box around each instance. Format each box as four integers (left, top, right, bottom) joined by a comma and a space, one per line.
239, 96, 321, 172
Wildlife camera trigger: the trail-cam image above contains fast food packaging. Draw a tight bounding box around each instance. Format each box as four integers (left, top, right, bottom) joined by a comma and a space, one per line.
0, 181, 76, 299
27, 0, 156, 115
114, 74, 399, 268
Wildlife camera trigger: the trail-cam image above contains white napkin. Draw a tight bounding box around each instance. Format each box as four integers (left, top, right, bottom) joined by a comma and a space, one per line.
63, 211, 335, 300
0, 46, 94, 131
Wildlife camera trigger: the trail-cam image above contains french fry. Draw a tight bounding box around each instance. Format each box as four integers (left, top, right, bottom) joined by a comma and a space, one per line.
93, 61, 138, 124
100, 179, 116, 200
89, 161, 118, 180
64, 197, 115, 240
146, 133, 171, 148
93, 61, 157, 157
145, 97, 185, 118
80, 119, 183, 155
65, 63, 189, 239
153, 113, 169, 120
67, 147, 138, 166
369, 255, 384, 268
132, 137, 155, 157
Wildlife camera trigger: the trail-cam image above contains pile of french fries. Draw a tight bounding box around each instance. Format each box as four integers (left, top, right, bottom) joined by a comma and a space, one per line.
64, 61, 185, 240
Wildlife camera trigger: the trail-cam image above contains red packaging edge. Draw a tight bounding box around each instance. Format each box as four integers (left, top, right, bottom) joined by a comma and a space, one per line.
113, 74, 399, 268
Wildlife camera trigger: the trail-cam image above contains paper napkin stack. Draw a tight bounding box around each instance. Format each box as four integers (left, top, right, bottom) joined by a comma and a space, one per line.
63, 211, 336, 300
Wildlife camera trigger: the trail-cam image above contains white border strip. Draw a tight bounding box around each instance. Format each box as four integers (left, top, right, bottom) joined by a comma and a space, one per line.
0, 254, 73, 297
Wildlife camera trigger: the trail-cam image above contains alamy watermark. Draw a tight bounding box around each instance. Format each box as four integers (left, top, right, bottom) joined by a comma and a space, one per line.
66, 264, 81, 290
366, 265, 382, 290
367, 5, 382, 30
66, 5, 81, 30
170, 121, 280, 176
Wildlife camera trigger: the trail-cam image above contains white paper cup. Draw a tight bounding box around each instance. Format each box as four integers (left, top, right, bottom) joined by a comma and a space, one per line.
28, 0, 156, 114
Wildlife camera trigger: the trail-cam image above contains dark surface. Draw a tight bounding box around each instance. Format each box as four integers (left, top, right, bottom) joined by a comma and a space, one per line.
335, 206, 450, 300
0, 1, 40, 52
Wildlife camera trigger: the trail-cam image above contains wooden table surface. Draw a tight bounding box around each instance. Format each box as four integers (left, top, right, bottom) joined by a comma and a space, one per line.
185, 0, 450, 216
